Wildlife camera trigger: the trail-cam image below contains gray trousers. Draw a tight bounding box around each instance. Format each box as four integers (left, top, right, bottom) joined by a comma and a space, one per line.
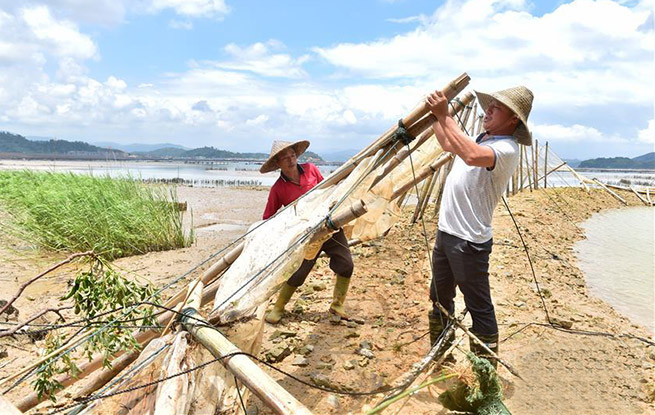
430, 230, 497, 336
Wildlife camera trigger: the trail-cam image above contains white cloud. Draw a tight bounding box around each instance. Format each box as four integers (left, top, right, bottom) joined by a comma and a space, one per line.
637, 120, 655, 144
148, 0, 229, 19
169, 19, 193, 30
215, 41, 310, 78
532, 123, 628, 143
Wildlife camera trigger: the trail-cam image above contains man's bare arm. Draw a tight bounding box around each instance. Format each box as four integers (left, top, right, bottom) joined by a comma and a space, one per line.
427, 91, 495, 168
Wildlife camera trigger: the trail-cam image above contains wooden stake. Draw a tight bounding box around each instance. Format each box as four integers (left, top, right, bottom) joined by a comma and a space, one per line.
544, 141, 549, 189
533, 139, 539, 190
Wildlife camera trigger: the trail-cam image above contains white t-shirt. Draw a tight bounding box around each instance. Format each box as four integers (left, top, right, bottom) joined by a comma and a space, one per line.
438, 135, 520, 243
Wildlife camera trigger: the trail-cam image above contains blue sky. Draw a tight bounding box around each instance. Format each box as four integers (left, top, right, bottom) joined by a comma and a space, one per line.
0, 0, 653, 159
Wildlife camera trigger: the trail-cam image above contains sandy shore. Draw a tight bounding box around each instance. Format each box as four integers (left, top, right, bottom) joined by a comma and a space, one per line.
0, 184, 653, 414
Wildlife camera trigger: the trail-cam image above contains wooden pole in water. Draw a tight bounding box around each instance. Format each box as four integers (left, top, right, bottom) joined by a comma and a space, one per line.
180, 283, 313, 415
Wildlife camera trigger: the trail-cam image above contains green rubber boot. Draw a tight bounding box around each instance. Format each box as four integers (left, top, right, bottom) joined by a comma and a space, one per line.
470, 332, 499, 369
329, 275, 351, 319
428, 310, 455, 362
265, 283, 297, 324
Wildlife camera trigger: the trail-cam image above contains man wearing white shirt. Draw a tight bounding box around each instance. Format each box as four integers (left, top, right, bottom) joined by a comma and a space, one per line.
425, 86, 534, 367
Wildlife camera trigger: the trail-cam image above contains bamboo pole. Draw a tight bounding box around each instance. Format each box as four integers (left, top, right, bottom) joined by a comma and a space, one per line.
533, 139, 539, 190
369, 91, 474, 189
0, 396, 22, 415
535, 161, 567, 184
411, 170, 437, 223
319, 73, 470, 189
418, 169, 440, 221
629, 186, 651, 205
646, 187, 653, 205
544, 141, 549, 189
476, 114, 484, 136
180, 283, 313, 415
566, 164, 590, 192
592, 178, 628, 205
519, 146, 523, 193
391, 154, 453, 200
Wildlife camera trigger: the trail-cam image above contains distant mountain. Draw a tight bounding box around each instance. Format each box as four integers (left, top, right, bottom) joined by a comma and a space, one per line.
94, 142, 190, 153
578, 152, 655, 169
174, 146, 323, 162
319, 149, 358, 162
563, 158, 581, 168
136, 147, 188, 157
0, 131, 127, 156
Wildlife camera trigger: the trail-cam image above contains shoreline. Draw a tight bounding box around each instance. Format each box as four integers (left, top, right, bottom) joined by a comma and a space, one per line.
0, 185, 653, 414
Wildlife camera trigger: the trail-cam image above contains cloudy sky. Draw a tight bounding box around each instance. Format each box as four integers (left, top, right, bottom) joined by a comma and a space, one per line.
0, 0, 653, 159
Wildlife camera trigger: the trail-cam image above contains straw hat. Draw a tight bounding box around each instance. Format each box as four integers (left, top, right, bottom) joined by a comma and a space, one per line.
259, 140, 310, 173
474, 86, 534, 146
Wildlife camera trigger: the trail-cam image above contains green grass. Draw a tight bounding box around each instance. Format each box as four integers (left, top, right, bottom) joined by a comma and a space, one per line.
0, 170, 193, 259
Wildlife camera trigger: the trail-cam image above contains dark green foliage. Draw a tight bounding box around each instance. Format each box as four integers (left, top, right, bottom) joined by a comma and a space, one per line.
0, 131, 126, 155
33, 259, 160, 401
579, 152, 655, 169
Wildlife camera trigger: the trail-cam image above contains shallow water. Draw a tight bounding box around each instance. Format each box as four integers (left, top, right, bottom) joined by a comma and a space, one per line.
575, 207, 655, 333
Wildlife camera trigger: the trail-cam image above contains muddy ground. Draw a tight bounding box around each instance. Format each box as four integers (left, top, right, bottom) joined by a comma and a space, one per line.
1, 185, 653, 414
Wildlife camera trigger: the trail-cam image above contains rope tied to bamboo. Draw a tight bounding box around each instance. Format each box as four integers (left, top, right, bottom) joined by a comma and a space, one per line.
392, 119, 416, 145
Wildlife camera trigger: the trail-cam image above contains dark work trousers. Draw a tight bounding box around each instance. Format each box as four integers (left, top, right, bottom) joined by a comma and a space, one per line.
429, 230, 497, 336
287, 228, 353, 287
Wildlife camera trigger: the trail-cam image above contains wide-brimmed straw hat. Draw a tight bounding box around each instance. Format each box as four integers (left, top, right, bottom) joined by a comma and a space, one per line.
474, 86, 534, 146
259, 140, 310, 173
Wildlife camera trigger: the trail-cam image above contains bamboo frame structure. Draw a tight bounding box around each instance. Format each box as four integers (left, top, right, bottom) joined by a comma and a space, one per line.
180, 283, 313, 415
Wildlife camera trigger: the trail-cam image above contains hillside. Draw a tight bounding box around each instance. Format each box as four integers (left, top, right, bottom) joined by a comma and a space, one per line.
579, 152, 655, 169
145, 146, 324, 162
0, 131, 126, 156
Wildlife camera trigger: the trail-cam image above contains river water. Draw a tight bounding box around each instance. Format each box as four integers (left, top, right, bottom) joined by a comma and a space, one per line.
575, 207, 655, 334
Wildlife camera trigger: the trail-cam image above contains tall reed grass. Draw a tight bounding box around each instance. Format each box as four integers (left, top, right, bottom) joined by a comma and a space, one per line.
0, 171, 193, 259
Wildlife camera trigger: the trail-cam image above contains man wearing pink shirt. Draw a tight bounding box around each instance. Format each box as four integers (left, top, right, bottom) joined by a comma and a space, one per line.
260, 140, 354, 324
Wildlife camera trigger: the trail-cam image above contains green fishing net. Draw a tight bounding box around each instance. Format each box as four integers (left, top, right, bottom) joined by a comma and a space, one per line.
438, 353, 511, 415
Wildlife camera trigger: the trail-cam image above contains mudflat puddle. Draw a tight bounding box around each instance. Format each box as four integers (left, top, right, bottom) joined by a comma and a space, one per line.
575, 207, 654, 333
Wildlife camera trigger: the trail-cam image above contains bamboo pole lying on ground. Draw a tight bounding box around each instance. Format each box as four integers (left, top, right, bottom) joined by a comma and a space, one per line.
592, 178, 628, 205
567, 165, 590, 192
628, 186, 651, 205
181, 283, 313, 415
0, 396, 22, 415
